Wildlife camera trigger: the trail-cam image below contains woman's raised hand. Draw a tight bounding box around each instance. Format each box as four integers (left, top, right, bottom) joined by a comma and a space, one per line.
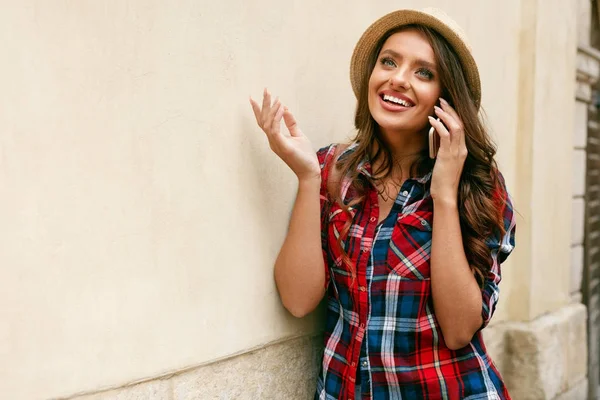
250, 89, 321, 182
428, 98, 469, 204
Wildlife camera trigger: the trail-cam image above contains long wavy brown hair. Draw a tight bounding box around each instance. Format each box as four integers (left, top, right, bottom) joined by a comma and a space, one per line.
330, 25, 507, 286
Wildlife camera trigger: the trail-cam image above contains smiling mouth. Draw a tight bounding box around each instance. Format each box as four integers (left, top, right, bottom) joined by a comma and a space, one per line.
381, 94, 415, 108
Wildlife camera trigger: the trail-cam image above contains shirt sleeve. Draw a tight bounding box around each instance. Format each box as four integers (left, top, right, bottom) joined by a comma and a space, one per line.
480, 172, 516, 328
317, 144, 337, 289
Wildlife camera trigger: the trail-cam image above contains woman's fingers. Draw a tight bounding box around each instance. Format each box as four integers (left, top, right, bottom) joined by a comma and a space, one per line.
260, 88, 272, 128
249, 97, 262, 125
249, 89, 279, 133
261, 88, 271, 112
250, 90, 301, 143
440, 100, 467, 150
439, 98, 461, 127
265, 97, 280, 132
283, 107, 302, 137
437, 99, 466, 144
434, 105, 460, 140
434, 99, 468, 158
271, 102, 285, 136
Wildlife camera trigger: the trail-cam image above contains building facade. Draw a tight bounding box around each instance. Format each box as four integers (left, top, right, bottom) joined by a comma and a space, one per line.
0, 1, 596, 399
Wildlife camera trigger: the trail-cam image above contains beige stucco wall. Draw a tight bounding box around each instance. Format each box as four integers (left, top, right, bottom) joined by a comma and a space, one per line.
0, 1, 576, 399
507, 0, 577, 322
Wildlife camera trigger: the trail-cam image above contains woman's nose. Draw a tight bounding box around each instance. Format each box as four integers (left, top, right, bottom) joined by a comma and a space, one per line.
389, 68, 411, 90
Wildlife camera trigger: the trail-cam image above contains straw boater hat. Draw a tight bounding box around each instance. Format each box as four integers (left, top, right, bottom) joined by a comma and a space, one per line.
350, 8, 481, 109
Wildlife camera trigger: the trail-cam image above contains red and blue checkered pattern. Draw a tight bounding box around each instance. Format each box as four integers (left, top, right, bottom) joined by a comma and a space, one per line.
315, 143, 515, 400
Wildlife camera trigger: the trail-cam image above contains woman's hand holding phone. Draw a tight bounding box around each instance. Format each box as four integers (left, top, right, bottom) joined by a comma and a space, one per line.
428, 98, 468, 203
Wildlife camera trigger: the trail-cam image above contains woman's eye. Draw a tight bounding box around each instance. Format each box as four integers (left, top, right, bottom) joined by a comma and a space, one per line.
380, 57, 396, 67
417, 68, 434, 80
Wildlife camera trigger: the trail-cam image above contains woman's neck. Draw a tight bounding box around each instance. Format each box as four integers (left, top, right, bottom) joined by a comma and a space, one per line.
371, 128, 427, 180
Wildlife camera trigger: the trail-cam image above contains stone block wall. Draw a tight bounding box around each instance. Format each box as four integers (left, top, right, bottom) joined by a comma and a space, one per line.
503, 305, 588, 400
66, 335, 323, 400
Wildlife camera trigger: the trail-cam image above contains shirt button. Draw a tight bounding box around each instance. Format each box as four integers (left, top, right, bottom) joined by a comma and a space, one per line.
362, 360, 368, 367
421, 220, 427, 226
351, 362, 356, 367
359, 286, 366, 292
402, 190, 409, 196
360, 323, 365, 329
369, 216, 377, 222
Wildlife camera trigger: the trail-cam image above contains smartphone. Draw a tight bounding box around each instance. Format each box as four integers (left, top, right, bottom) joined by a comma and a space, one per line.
428, 117, 440, 159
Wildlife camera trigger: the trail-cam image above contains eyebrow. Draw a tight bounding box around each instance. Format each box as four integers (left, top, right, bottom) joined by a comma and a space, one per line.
380, 49, 437, 70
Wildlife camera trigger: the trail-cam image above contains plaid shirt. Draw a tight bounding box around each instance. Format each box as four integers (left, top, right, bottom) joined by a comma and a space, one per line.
314, 143, 516, 400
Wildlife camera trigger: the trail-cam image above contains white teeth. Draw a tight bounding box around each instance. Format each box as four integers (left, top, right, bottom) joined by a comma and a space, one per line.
383, 94, 412, 107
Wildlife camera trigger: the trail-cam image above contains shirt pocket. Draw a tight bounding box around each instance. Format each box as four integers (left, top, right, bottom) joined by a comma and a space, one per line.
326, 208, 356, 285
386, 210, 433, 280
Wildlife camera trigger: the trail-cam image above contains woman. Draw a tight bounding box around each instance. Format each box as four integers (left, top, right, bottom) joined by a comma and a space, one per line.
250, 8, 515, 400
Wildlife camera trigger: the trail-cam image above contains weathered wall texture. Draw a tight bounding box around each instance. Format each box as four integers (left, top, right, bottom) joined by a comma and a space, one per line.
71, 336, 324, 400
0, 0, 581, 399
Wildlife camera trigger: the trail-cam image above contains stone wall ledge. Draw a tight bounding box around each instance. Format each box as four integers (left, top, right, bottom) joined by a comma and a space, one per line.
503, 303, 588, 400
60, 334, 323, 400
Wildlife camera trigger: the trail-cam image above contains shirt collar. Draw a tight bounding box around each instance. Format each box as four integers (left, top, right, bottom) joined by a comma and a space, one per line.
338, 141, 432, 185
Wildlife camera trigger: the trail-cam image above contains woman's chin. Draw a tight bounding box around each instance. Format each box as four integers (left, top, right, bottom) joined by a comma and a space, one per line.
375, 114, 429, 134
376, 120, 412, 134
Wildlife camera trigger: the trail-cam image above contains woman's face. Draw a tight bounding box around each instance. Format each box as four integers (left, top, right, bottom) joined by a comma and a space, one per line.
368, 29, 442, 140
